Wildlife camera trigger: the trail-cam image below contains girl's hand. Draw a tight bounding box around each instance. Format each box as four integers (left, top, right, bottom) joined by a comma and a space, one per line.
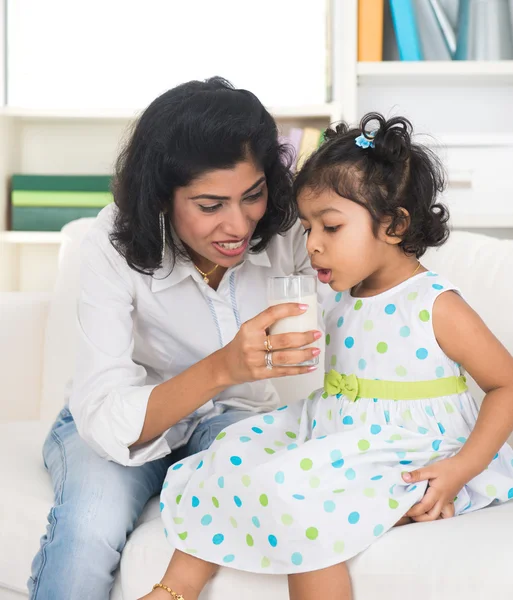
217, 303, 322, 386
402, 456, 471, 522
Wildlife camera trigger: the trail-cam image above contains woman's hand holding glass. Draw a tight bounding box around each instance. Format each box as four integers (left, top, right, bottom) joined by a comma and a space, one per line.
218, 303, 321, 386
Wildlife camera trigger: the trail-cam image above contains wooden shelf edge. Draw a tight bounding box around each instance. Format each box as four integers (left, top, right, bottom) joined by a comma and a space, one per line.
451, 215, 513, 228
357, 60, 513, 85
0, 104, 338, 122
0, 231, 64, 244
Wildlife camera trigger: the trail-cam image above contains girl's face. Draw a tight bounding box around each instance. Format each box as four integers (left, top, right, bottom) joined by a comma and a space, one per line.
298, 187, 395, 292
171, 160, 268, 268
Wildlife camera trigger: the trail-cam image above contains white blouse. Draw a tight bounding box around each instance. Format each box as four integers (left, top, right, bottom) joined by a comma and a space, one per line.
69, 204, 315, 466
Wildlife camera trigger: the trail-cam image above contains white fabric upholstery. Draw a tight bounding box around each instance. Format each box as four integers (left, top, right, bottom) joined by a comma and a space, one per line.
1, 224, 513, 599
119, 502, 513, 600
40, 219, 95, 421
0, 422, 53, 595
0, 293, 50, 422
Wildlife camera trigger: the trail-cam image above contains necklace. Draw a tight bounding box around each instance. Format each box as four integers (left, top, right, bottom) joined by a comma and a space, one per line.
411, 261, 422, 277
194, 262, 219, 284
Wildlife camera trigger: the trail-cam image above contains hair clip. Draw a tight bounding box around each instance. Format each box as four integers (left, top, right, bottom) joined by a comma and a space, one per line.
355, 132, 376, 149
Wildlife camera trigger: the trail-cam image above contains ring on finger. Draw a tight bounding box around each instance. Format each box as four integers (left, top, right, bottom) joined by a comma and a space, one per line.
264, 335, 273, 352
265, 350, 273, 370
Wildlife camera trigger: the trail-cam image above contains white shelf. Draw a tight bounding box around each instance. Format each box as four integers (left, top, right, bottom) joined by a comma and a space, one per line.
0, 231, 63, 244
0, 104, 338, 122
421, 133, 513, 147
358, 61, 513, 85
451, 214, 513, 229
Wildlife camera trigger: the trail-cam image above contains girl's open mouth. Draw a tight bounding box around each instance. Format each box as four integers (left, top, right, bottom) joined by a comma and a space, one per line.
316, 269, 332, 284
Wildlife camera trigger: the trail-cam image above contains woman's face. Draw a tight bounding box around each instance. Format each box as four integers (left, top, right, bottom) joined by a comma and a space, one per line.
171, 159, 268, 268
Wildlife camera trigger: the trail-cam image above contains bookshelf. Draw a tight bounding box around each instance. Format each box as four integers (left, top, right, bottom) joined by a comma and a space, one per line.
1, 0, 513, 292
358, 60, 513, 85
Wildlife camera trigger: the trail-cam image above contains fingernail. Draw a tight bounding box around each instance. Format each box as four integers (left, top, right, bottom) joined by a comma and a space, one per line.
402, 472, 411, 481
298, 304, 309, 311
313, 330, 322, 340
311, 348, 321, 357
307, 366, 318, 372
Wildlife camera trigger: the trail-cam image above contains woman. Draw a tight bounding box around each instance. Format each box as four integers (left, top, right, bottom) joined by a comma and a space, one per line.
28, 77, 320, 600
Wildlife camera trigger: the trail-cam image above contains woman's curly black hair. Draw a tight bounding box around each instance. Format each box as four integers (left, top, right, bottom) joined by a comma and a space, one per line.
294, 112, 450, 258
111, 77, 296, 274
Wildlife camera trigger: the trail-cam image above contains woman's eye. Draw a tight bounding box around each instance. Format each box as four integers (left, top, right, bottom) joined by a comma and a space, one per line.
199, 204, 222, 213
302, 228, 311, 236
324, 226, 340, 233
244, 190, 264, 203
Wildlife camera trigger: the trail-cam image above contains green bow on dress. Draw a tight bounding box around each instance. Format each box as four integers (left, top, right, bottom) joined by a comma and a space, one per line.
324, 370, 359, 401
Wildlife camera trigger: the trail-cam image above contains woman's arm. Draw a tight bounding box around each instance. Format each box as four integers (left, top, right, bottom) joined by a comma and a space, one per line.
434, 291, 513, 478
71, 228, 318, 466
135, 302, 320, 445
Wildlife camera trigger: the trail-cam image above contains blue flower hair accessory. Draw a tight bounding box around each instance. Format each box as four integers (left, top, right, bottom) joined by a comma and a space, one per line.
355, 131, 376, 149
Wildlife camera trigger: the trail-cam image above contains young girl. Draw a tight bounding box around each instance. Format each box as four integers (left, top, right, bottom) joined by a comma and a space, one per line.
147, 113, 513, 600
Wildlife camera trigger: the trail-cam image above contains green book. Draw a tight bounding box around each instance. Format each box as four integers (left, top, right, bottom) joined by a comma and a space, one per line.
11, 174, 112, 192
12, 190, 113, 208
11, 206, 103, 231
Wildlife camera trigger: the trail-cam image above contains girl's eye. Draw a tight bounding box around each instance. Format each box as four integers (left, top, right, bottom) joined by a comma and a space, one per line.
199, 204, 222, 213
302, 228, 311, 236
324, 226, 340, 233
244, 190, 264, 203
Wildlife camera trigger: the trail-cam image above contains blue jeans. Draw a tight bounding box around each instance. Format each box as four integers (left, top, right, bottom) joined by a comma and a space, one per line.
28, 406, 253, 600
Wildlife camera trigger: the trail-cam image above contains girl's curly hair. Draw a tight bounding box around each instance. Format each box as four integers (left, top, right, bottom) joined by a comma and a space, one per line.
294, 112, 450, 258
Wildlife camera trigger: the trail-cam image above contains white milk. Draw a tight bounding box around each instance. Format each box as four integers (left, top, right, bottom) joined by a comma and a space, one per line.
269, 293, 318, 335
269, 293, 319, 366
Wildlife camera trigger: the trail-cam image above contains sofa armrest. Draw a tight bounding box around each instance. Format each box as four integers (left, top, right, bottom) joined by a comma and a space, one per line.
0, 292, 51, 422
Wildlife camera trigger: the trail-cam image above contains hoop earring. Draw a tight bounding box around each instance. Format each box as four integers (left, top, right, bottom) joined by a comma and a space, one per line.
159, 211, 166, 265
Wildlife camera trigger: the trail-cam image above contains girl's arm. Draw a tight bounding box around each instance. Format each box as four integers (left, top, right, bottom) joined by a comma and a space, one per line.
404, 290, 513, 521
433, 291, 513, 479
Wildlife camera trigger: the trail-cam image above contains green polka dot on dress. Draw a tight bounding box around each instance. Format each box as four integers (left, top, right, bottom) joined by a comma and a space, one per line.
282, 514, 294, 526
377, 342, 388, 354
364, 320, 374, 331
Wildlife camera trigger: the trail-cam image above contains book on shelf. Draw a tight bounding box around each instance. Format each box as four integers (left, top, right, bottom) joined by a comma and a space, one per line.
381, 0, 511, 62
9, 174, 113, 232
358, 0, 385, 62
415, 0, 452, 60
389, 0, 423, 61
11, 206, 105, 232
281, 127, 325, 172
11, 174, 112, 192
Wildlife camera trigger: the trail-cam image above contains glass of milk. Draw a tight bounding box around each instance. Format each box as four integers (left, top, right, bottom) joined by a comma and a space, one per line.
267, 275, 318, 367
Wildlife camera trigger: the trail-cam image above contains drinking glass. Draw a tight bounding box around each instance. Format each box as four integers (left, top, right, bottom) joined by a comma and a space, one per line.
267, 275, 318, 367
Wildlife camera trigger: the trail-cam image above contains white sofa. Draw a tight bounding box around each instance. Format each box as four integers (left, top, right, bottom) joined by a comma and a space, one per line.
1, 219, 513, 600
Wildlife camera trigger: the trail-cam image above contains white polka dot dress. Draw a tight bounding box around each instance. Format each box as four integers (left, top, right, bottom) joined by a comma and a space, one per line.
160, 272, 513, 574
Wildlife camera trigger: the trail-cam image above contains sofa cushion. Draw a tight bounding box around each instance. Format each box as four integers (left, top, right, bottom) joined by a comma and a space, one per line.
0, 418, 164, 598
424, 230, 513, 355
0, 421, 53, 594
119, 502, 513, 600
40, 218, 95, 421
